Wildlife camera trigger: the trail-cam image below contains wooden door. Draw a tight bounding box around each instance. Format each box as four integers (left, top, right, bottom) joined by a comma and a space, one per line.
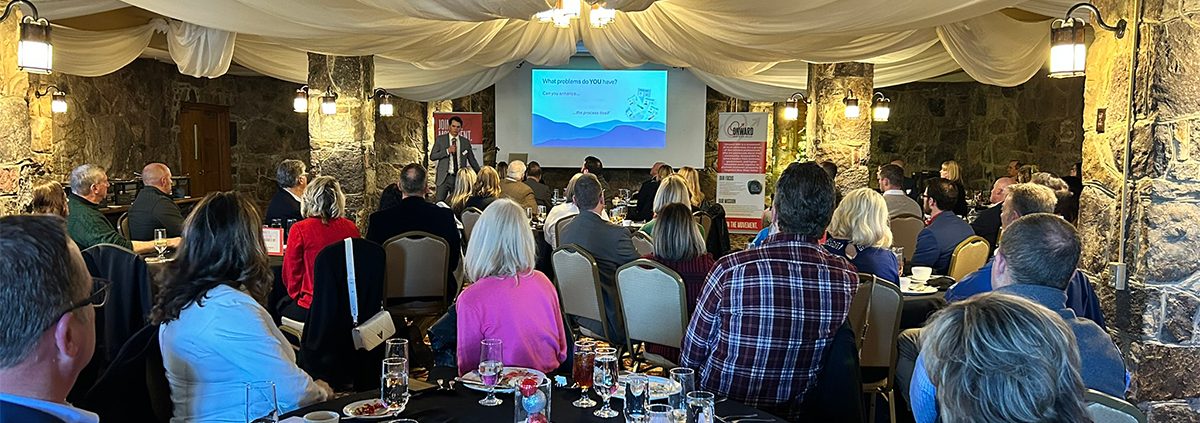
178, 103, 232, 196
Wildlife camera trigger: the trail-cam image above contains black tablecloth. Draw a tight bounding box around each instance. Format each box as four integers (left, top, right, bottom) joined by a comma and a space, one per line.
283, 367, 783, 422
900, 291, 947, 330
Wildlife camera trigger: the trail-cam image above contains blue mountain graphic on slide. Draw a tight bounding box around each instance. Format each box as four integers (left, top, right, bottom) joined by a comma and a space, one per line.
533, 114, 665, 142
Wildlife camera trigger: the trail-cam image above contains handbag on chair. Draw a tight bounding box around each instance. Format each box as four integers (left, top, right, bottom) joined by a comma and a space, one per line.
345, 238, 396, 350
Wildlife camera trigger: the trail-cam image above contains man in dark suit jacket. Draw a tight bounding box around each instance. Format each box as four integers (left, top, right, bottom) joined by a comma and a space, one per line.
525, 161, 552, 209
630, 162, 667, 222
366, 164, 461, 295
498, 160, 539, 218
560, 174, 638, 344
913, 178, 975, 275
265, 159, 307, 223
430, 116, 481, 202
970, 177, 1015, 255
128, 163, 184, 240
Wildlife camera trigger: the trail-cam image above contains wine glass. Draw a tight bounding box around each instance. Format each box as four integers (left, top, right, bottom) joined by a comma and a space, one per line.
245, 381, 279, 423
571, 340, 597, 408
668, 368, 696, 421
592, 347, 620, 418
478, 338, 504, 406
552, 189, 564, 205
153, 228, 168, 261
381, 358, 409, 415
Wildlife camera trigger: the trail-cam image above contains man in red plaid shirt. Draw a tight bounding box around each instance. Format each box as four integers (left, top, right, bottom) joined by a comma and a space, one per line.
681, 161, 858, 420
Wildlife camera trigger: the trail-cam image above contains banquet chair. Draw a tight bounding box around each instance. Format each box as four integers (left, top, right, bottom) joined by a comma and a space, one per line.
631, 231, 654, 256
383, 231, 451, 318
853, 276, 903, 423
693, 210, 713, 237
888, 214, 923, 262
948, 235, 990, 281
616, 259, 687, 369
74, 243, 154, 403
847, 273, 879, 351
551, 245, 617, 346
461, 207, 482, 243
117, 212, 131, 240
554, 213, 578, 248
1085, 389, 1146, 423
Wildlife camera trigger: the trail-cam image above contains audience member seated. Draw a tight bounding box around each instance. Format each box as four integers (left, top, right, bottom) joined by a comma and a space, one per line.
1032, 171, 1078, 223
27, 180, 68, 217
630, 162, 670, 222
129, 163, 184, 241
543, 173, 609, 247
891, 159, 920, 203
644, 203, 715, 363
819, 161, 843, 205
448, 167, 477, 215
639, 175, 700, 237
266, 159, 307, 223
560, 173, 637, 343
498, 160, 539, 218
66, 164, 174, 254
154, 192, 332, 421
1007, 159, 1022, 179
940, 160, 970, 216
456, 199, 568, 375
0, 215, 101, 423
878, 164, 923, 219
678, 166, 730, 256
366, 164, 461, 296
280, 176, 361, 323
525, 161, 552, 209
824, 188, 900, 284
681, 162, 858, 420
378, 175, 404, 212
495, 161, 508, 182
911, 178, 974, 275
465, 166, 502, 211
581, 156, 612, 201
969, 176, 1014, 254
910, 214, 1126, 423
915, 293, 1091, 423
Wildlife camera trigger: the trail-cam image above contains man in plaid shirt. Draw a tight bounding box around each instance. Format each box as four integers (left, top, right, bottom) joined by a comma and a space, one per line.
681, 162, 858, 419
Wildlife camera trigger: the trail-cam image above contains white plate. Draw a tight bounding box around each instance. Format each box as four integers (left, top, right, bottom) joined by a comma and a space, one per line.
342, 399, 393, 419
902, 283, 938, 295
459, 367, 548, 394
614, 375, 680, 400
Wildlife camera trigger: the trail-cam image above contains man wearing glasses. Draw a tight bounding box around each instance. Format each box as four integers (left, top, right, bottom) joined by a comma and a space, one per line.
0, 215, 105, 423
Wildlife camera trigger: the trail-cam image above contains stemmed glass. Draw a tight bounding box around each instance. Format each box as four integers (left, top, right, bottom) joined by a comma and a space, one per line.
381, 358, 409, 415
153, 228, 168, 261
592, 347, 620, 418
245, 381, 279, 423
478, 338, 504, 406
571, 340, 597, 408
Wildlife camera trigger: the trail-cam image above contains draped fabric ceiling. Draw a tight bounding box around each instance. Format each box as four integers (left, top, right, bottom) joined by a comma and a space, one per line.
36, 0, 1078, 101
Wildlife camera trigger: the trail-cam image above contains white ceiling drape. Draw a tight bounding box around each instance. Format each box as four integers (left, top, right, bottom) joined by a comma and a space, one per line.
34, 0, 1079, 101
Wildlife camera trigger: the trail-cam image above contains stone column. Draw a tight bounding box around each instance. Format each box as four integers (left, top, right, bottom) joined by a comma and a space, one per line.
0, 10, 36, 215
1078, 0, 1200, 420
807, 62, 874, 191
308, 54, 376, 228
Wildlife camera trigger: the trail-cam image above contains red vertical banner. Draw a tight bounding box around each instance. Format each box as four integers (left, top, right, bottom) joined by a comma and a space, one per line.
716, 112, 769, 234
433, 112, 484, 161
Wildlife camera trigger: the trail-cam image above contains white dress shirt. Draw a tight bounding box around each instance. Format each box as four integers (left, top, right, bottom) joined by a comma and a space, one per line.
159, 285, 327, 422
0, 393, 99, 423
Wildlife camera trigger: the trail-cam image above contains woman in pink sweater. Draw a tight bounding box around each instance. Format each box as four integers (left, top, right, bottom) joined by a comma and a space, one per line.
457, 199, 568, 375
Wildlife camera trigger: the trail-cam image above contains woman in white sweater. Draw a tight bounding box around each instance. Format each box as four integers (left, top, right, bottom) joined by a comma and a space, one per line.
152, 192, 332, 422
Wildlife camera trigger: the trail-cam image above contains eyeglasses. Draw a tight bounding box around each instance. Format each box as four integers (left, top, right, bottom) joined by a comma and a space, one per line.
43, 277, 109, 331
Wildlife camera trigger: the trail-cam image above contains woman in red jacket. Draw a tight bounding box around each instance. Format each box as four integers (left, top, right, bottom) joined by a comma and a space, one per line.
280, 176, 361, 322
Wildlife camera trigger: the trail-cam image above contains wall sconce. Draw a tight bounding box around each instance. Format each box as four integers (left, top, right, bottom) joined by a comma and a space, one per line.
1, 0, 53, 74
871, 92, 891, 122
35, 85, 66, 113
783, 92, 811, 120
843, 91, 860, 119
293, 85, 309, 113
320, 90, 338, 115
1049, 2, 1126, 78
373, 88, 394, 117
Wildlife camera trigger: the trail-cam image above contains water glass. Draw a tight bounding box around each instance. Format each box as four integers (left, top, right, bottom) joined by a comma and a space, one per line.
513, 375, 551, 423
245, 381, 279, 423
537, 205, 547, 219
686, 391, 715, 423
153, 228, 168, 260
385, 338, 409, 362
552, 189, 564, 205
623, 373, 650, 422
647, 404, 675, 423
668, 367, 696, 417
890, 246, 905, 275
592, 347, 620, 418
381, 358, 409, 414
478, 338, 505, 406
572, 340, 597, 408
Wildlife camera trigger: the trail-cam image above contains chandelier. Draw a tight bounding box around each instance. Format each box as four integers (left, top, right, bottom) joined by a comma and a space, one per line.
534, 0, 615, 29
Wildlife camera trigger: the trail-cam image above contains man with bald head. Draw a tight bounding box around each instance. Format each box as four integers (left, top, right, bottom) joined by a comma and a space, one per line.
129, 162, 185, 241
970, 176, 1016, 254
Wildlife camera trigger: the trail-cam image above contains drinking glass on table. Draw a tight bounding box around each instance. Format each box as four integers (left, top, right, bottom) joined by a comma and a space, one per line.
552, 189, 564, 205
610, 205, 628, 224
153, 228, 168, 261
592, 347, 620, 418
668, 367, 696, 421
623, 373, 650, 422
478, 338, 505, 406
385, 338, 409, 362
890, 246, 905, 275
685, 391, 715, 423
245, 381, 279, 423
381, 357, 410, 414
647, 404, 674, 423
572, 340, 598, 408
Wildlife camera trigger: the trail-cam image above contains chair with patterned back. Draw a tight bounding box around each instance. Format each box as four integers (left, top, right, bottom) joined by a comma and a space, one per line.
888, 214, 923, 262
948, 235, 990, 281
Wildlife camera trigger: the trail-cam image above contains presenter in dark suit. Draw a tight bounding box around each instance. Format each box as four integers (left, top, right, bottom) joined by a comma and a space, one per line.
560, 174, 638, 344
266, 159, 307, 223
912, 178, 975, 275
431, 116, 481, 202
366, 164, 461, 295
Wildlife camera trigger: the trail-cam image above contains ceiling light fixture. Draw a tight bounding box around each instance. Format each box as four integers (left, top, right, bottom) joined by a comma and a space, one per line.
871, 92, 891, 122
1049, 2, 1126, 78
373, 88, 394, 117
34, 85, 66, 113
843, 91, 860, 119
783, 92, 811, 121
293, 85, 309, 113
320, 91, 338, 115
1, 0, 53, 74
589, 3, 616, 28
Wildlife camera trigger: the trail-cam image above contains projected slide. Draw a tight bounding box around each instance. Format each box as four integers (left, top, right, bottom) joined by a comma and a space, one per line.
532, 69, 667, 149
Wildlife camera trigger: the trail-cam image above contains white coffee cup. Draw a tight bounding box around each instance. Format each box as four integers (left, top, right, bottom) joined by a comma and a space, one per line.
304, 411, 340, 423
911, 266, 933, 282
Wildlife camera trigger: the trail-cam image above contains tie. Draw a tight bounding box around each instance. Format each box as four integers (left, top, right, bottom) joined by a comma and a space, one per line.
451, 136, 459, 174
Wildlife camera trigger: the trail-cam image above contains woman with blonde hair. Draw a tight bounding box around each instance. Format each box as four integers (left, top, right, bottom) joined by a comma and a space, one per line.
28, 180, 68, 217
456, 199, 568, 374
676, 166, 731, 256
639, 175, 703, 237
449, 167, 477, 215
543, 173, 609, 246
940, 160, 970, 216
676, 166, 705, 208
824, 188, 899, 283
466, 166, 502, 211
280, 176, 361, 322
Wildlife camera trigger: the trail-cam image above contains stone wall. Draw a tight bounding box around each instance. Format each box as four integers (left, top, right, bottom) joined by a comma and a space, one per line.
871, 73, 1084, 190
0, 11, 34, 215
